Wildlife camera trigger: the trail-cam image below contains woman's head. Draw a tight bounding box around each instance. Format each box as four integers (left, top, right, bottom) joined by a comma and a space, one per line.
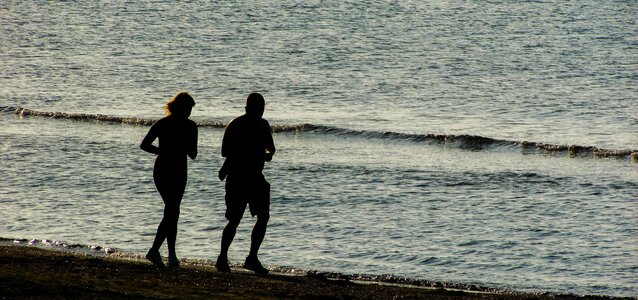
164, 92, 195, 117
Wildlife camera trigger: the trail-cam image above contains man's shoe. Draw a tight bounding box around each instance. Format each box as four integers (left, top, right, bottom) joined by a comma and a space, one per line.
215, 256, 231, 273
243, 256, 269, 274
168, 255, 180, 268
146, 249, 165, 267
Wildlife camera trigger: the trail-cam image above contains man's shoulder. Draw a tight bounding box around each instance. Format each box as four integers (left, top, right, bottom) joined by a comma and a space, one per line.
226, 115, 244, 127
228, 115, 269, 125
259, 118, 270, 127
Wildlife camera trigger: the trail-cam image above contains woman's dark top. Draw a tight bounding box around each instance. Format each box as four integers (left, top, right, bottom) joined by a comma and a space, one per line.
141, 116, 198, 180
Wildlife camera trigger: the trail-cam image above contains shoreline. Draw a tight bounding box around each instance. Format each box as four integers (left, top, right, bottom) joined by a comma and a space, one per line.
1, 241, 633, 299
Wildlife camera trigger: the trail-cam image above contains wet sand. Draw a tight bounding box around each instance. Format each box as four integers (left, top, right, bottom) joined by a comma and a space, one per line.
0, 245, 626, 299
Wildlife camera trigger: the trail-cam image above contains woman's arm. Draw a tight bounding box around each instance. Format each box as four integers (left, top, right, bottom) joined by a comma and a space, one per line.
140, 123, 160, 155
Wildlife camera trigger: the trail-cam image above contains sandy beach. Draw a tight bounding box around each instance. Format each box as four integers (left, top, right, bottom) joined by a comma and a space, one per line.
0, 245, 630, 300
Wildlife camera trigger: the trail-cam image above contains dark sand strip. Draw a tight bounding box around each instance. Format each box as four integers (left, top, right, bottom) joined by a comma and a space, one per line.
0, 245, 627, 300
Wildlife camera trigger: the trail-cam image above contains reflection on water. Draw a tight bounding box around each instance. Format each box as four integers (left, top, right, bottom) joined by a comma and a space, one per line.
1, 0, 636, 296
1, 115, 636, 296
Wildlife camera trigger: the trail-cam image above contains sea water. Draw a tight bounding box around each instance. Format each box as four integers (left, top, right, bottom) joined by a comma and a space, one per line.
1, 1, 637, 297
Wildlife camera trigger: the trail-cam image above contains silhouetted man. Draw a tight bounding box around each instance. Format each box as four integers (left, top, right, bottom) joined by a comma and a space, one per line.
216, 93, 275, 274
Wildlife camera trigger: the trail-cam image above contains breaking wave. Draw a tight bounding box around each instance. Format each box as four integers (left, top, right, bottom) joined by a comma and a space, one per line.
4, 105, 637, 160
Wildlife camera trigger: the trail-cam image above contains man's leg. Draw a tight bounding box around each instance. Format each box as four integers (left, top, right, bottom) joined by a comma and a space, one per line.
220, 219, 240, 259
243, 212, 270, 274
248, 212, 269, 259
249, 178, 271, 259
217, 177, 245, 272
216, 216, 241, 272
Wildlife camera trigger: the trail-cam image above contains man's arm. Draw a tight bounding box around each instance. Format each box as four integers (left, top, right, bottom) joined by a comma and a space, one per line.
188, 123, 198, 159
219, 119, 236, 181
264, 120, 275, 161
221, 119, 235, 158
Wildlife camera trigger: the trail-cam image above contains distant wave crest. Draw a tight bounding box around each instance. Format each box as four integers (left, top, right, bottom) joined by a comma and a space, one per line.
4, 106, 637, 160
290, 124, 638, 159
2, 105, 226, 128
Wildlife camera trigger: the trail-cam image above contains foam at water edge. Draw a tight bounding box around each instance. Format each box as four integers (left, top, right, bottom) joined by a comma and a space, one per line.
2, 237, 629, 299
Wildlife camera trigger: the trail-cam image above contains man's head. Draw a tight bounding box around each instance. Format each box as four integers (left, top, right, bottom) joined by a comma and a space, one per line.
245, 93, 265, 118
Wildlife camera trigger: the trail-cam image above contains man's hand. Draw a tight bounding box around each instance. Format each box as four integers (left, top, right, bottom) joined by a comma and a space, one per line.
265, 150, 273, 162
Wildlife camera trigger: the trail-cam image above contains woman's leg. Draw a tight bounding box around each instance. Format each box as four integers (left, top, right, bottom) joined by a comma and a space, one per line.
165, 201, 181, 257
152, 201, 180, 252
157, 178, 185, 258
152, 168, 186, 253
151, 218, 168, 251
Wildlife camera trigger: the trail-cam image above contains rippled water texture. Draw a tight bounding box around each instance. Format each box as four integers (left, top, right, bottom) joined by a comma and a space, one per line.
1, 1, 636, 148
1, 1, 637, 297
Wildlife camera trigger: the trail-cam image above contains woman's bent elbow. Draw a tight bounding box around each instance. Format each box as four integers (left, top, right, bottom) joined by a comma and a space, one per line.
140, 144, 158, 155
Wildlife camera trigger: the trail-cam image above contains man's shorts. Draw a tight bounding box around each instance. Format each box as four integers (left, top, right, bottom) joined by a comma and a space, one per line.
225, 175, 270, 221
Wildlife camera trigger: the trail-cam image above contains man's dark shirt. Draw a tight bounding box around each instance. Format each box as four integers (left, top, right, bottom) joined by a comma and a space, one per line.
221, 114, 275, 178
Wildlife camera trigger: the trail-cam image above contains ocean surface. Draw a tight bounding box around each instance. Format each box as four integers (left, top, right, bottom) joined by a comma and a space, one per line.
1, 1, 637, 297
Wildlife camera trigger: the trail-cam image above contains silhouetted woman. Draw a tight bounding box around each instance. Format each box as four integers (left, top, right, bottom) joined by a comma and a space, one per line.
140, 92, 197, 267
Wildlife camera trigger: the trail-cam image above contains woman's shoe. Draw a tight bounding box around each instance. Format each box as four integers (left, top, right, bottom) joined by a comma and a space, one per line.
146, 249, 165, 267
243, 256, 268, 274
168, 255, 180, 268
215, 255, 231, 273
